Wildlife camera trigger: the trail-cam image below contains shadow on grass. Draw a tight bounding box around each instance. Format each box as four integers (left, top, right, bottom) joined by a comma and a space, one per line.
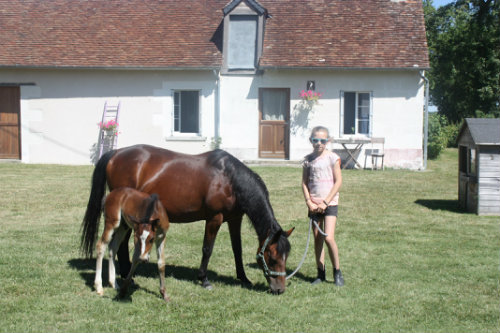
68, 258, 269, 293
414, 199, 465, 213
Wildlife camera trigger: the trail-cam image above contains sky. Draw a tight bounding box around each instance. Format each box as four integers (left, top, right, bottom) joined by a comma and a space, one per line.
432, 0, 455, 7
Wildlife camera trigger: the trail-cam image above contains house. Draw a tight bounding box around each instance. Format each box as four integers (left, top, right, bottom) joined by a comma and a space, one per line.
0, 0, 429, 168
457, 118, 500, 216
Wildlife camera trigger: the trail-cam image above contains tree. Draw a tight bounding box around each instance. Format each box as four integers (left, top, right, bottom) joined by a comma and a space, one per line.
424, 0, 500, 123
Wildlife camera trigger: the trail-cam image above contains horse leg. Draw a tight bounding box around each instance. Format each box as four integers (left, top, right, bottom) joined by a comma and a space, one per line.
94, 224, 115, 295
108, 224, 129, 290
198, 213, 223, 290
156, 231, 170, 302
119, 245, 141, 298
116, 218, 132, 279
228, 217, 252, 287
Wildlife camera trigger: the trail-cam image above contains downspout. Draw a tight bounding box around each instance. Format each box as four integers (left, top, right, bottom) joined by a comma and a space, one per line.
213, 69, 221, 146
420, 71, 429, 170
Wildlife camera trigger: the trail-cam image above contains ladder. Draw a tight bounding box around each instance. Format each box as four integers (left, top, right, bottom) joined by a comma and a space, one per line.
98, 101, 121, 158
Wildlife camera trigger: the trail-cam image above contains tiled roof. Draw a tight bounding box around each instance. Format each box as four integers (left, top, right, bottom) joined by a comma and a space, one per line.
0, 0, 429, 70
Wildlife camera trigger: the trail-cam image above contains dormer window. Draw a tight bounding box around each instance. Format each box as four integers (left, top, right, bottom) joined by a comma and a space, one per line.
228, 15, 258, 70
222, 0, 267, 73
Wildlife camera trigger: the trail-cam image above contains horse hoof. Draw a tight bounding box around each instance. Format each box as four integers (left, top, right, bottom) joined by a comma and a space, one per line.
96, 290, 104, 296
201, 280, 213, 290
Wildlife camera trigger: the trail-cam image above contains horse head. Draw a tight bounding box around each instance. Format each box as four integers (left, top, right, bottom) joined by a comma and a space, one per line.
257, 227, 294, 294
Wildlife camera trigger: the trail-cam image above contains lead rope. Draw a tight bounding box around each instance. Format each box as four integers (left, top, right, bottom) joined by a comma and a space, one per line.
286, 218, 328, 280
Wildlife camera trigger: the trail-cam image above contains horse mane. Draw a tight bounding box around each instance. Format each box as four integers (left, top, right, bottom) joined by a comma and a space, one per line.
207, 150, 291, 254
141, 193, 159, 223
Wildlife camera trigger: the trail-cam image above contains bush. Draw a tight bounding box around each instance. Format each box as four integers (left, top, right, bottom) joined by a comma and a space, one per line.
442, 122, 461, 148
427, 113, 448, 159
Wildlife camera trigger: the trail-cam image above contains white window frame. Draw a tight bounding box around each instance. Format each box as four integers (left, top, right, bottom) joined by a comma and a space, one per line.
171, 90, 201, 136
339, 91, 373, 137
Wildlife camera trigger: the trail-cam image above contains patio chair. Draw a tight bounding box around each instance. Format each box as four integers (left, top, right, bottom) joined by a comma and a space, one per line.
365, 137, 385, 170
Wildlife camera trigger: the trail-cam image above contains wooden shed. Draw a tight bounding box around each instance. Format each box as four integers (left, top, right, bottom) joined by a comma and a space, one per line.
457, 118, 500, 215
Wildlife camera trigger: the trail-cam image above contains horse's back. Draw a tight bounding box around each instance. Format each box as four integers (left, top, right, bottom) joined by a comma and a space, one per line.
106, 145, 236, 222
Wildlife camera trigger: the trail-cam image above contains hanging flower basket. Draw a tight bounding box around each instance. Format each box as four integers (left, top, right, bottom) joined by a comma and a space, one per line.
98, 119, 120, 136
299, 90, 323, 103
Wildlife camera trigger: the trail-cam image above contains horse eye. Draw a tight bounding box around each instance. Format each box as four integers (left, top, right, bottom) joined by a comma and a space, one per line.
149, 238, 154, 244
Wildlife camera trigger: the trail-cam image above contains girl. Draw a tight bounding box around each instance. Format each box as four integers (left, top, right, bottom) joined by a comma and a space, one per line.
302, 126, 344, 286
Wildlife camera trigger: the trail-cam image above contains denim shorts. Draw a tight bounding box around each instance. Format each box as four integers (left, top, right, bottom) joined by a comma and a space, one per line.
308, 205, 338, 221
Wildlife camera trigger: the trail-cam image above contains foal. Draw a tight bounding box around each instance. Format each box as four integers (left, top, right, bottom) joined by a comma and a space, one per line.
94, 188, 170, 301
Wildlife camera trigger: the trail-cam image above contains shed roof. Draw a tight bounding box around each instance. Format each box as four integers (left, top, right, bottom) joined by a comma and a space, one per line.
0, 0, 429, 70
459, 118, 500, 145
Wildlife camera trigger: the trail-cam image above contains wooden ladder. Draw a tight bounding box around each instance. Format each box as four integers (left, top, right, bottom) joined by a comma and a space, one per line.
98, 101, 121, 158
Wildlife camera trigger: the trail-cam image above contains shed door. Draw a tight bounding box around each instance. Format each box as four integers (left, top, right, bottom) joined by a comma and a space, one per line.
258, 88, 289, 159
0, 86, 21, 159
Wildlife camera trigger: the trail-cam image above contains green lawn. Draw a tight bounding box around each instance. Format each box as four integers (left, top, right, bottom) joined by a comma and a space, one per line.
0, 149, 498, 332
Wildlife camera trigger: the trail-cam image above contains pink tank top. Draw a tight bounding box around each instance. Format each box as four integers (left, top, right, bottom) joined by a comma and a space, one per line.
303, 151, 340, 206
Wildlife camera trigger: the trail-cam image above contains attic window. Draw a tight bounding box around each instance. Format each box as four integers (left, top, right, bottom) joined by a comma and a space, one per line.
228, 15, 257, 69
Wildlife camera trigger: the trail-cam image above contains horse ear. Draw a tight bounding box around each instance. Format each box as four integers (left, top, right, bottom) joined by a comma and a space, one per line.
285, 227, 295, 237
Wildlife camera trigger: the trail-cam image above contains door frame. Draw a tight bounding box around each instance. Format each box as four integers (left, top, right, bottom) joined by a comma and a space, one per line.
258, 87, 290, 159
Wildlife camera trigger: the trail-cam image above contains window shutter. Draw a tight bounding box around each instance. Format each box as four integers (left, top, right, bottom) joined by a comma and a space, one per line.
369, 91, 373, 137
339, 91, 344, 137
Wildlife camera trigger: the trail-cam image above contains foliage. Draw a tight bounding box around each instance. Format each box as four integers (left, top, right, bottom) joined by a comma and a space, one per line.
0, 154, 499, 332
427, 113, 449, 159
423, 0, 500, 123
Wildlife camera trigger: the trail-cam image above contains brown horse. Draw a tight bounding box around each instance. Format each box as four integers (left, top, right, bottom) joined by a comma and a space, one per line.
81, 145, 293, 294
94, 188, 170, 301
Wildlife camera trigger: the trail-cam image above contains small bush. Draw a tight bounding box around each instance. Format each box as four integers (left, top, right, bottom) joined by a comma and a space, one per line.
427, 113, 448, 159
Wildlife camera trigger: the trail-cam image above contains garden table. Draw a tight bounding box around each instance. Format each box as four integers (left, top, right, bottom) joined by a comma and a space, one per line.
333, 137, 372, 169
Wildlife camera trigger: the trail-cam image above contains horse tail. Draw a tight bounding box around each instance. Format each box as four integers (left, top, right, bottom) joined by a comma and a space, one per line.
80, 150, 115, 258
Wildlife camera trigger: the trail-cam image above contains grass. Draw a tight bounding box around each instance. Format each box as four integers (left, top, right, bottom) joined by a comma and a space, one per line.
0, 149, 498, 332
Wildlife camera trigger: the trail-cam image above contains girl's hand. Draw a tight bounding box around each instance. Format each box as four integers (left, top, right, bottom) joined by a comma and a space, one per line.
306, 200, 319, 212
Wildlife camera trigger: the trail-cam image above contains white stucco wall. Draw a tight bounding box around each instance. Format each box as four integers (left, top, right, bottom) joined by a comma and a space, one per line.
219, 70, 425, 169
1, 68, 424, 168
2, 69, 217, 164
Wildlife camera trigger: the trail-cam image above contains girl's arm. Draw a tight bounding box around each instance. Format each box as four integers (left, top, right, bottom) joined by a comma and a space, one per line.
302, 167, 318, 212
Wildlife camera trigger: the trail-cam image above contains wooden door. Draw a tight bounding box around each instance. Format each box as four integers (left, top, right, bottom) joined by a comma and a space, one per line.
258, 88, 289, 159
0, 86, 21, 159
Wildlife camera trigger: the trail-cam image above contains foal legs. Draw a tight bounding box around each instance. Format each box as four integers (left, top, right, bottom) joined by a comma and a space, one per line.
155, 232, 169, 302
198, 213, 223, 290
107, 224, 129, 290
95, 218, 121, 295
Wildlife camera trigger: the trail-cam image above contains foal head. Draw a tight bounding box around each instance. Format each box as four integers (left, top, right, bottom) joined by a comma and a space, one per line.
129, 194, 164, 262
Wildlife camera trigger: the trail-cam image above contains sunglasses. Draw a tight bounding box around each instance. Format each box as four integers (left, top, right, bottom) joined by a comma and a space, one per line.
311, 138, 328, 144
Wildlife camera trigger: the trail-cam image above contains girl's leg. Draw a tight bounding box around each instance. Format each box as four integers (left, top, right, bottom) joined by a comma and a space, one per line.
324, 215, 344, 286
323, 215, 339, 269
311, 217, 326, 284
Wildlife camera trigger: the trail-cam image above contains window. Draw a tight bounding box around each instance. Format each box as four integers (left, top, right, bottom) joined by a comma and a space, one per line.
173, 91, 200, 134
341, 91, 372, 136
227, 15, 257, 69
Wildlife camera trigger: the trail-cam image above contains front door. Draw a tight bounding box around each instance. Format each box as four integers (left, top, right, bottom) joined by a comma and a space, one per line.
0, 86, 21, 159
258, 88, 289, 159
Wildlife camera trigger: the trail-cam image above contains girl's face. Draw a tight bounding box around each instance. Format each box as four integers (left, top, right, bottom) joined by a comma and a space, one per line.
310, 130, 329, 154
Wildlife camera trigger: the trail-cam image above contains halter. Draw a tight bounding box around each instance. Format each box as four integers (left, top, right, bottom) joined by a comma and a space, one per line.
256, 232, 287, 278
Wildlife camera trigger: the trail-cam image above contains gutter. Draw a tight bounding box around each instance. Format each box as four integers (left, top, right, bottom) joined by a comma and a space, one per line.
213, 69, 221, 144
420, 71, 429, 170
